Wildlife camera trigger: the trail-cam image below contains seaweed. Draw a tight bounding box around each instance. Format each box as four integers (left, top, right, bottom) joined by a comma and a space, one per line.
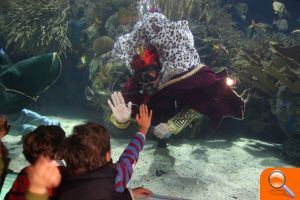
0, 0, 72, 56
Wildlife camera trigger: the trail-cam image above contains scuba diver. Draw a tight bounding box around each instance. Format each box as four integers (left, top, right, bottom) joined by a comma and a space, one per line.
107, 13, 245, 147
0, 41, 61, 135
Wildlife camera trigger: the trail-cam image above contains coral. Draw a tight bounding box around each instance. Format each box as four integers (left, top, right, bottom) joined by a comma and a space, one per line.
105, 13, 135, 39
234, 32, 300, 97
155, 0, 195, 20
71, 0, 113, 27
87, 53, 127, 113
92, 36, 115, 56
117, 7, 138, 25
282, 138, 300, 165
232, 30, 300, 138
0, 0, 72, 56
112, 0, 135, 9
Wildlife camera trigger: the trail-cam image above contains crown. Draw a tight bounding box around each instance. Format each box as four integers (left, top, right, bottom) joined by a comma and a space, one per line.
136, 44, 146, 56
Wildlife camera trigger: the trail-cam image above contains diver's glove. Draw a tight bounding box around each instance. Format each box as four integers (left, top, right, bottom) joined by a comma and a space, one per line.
108, 92, 132, 124
154, 123, 172, 139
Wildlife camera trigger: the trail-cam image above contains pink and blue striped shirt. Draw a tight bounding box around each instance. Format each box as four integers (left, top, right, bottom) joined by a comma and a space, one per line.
115, 132, 146, 192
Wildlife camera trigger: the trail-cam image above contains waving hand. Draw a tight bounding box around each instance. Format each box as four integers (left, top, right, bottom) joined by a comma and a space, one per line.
107, 92, 132, 123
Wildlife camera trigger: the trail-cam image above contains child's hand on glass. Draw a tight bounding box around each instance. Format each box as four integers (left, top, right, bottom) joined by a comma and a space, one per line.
135, 105, 152, 135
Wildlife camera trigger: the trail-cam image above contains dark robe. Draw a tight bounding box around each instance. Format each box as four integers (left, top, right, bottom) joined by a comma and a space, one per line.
123, 65, 245, 129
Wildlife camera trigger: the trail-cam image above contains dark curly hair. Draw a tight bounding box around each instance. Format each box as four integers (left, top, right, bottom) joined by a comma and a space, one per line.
60, 123, 111, 176
23, 125, 65, 164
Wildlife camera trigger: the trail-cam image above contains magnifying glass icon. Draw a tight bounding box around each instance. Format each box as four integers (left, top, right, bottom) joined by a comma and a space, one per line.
268, 170, 295, 198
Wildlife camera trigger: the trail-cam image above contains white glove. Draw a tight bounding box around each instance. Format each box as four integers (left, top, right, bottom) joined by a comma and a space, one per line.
107, 92, 132, 123
154, 123, 172, 139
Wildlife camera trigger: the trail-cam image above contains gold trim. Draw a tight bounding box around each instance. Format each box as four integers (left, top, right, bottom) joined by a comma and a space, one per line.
0, 52, 62, 102
166, 108, 201, 135
158, 64, 206, 91
110, 114, 131, 129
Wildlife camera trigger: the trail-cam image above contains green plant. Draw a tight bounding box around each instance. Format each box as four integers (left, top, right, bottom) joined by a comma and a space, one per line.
0, 0, 72, 56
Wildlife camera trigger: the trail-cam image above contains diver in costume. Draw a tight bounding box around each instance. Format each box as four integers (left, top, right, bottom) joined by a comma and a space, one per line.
0, 43, 61, 135
107, 13, 245, 144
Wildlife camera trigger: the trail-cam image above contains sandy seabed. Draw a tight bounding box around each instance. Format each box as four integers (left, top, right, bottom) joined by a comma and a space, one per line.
2, 108, 294, 200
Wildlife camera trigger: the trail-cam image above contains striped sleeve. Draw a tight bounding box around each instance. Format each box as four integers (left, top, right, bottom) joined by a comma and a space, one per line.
115, 132, 145, 192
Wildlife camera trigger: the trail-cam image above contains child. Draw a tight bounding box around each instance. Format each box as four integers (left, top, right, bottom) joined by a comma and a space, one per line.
0, 115, 10, 191
5, 125, 65, 200
58, 105, 153, 200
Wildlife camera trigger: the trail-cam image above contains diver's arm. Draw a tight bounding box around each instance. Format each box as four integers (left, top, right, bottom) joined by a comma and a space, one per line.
154, 108, 202, 138
110, 114, 132, 129
167, 108, 202, 135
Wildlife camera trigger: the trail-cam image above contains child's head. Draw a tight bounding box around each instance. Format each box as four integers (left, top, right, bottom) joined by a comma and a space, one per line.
23, 125, 65, 164
61, 122, 111, 176
0, 115, 10, 138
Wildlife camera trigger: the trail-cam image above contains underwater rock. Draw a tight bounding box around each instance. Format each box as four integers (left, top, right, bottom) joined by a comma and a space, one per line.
105, 14, 134, 39
273, 86, 300, 137
85, 24, 100, 40
282, 137, 300, 164
155, 169, 167, 177
117, 7, 138, 25
92, 36, 115, 56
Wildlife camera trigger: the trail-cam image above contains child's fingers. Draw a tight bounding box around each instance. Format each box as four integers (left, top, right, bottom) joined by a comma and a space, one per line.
144, 105, 148, 116
139, 105, 142, 117
149, 110, 153, 119
142, 105, 146, 117
140, 105, 145, 117
135, 114, 140, 122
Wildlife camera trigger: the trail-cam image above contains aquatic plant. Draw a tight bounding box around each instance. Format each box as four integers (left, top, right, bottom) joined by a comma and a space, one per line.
117, 7, 138, 25
87, 54, 127, 113
92, 36, 115, 56
231, 29, 300, 139
79, 0, 113, 27
234, 31, 300, 97
0, 0, 72, 56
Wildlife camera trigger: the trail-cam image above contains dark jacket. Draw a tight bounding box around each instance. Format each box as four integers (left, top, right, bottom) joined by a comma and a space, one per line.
57, 162, 132, 200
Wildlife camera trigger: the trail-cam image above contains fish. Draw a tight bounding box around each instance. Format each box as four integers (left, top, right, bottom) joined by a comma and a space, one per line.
273, 0, 289, 16
291, 29, 300, 34
80, 55, 88, 65
248, 19, 271, 32
213, 43, 229, 54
